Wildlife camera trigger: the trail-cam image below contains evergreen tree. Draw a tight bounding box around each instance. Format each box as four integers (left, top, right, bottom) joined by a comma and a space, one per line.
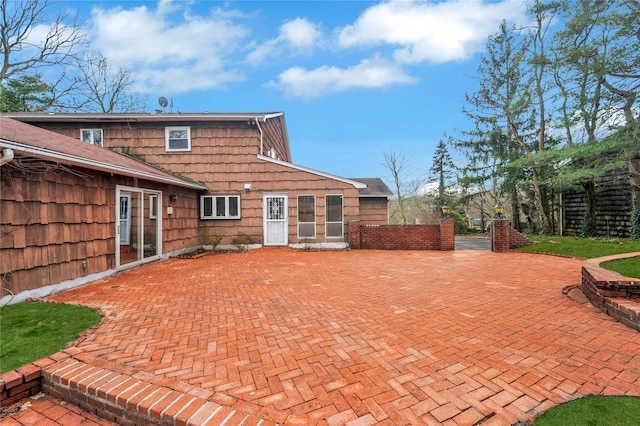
0, 74, 53, 112
429, 140, 455, 202
455, 21, 532, 230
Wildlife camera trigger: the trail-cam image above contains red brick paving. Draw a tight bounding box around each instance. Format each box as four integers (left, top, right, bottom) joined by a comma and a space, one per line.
3, 248, 640, 425
0, 394, 116, 426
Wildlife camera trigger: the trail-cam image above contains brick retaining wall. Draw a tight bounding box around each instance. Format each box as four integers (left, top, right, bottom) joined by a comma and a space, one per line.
0, 353, 62, 407
581, 253, 640, 331
490, 220, 533, 252
348, 220, 454, 250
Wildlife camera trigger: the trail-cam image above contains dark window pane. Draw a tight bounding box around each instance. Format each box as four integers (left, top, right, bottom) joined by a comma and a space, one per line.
215, 197, 226, 216
326, 195, 342, 222
203, 197, 213, 217
229, 197, 239, 217
298, 196, 315, 222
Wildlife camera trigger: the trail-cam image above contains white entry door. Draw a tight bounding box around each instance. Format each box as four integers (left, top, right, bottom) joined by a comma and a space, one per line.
264, 194, 288, 246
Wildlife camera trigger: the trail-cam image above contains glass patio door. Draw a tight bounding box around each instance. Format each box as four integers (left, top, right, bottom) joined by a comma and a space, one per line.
116, 186, 162, 269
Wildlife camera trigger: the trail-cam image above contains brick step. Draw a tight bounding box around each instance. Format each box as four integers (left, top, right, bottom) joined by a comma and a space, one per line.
42, 357, 276, 426
607, 298, 640, 331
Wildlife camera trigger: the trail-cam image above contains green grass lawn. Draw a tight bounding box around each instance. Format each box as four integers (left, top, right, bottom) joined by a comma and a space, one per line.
518, 237, 640, 423
515, 236, 640, 278
535, 395, 640, 425
515, 236, 640, 259
0, 301, 101, 373
601, 255, 640, 279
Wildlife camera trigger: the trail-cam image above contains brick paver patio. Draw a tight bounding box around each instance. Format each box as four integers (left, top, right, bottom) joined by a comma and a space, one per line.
3, 248, 640, 425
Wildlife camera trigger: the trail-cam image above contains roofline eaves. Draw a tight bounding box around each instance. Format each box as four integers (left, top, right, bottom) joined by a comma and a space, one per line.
3, 112, 284, 123
0, 139, 208, 190
257, 154, 367, 189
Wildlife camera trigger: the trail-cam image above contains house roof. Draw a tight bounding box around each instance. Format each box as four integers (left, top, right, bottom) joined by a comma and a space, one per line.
5, 111, 292, 163
0, 116, 207, 190
3, 111, 284, 122
258, 155, 367, 189
350, 178, 394, 197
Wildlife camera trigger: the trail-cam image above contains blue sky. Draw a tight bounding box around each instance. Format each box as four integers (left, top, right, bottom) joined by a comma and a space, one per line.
56, 0, 530, 183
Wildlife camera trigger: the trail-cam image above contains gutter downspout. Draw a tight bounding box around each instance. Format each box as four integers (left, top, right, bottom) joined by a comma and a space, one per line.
255, 117, 264, 156
1, 148, 14, 166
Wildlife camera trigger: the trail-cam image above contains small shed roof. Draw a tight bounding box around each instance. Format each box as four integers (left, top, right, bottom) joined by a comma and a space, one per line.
0, 116, 207, 190
351, 178, 394, 198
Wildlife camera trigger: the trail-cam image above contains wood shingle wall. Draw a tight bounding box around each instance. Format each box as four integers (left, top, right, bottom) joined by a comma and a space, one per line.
31, 119, 360, 245
1, 159, 115, 295
359, 198, 389, 225
0, 155, 202, 297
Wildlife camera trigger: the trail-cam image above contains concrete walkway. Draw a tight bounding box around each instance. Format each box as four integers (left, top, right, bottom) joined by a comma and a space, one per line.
3, 248, 640, 425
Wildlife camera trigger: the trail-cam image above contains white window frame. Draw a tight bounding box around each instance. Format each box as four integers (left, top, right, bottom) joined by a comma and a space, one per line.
297, 195, 316, 239
81, 129, 103, 147
201, 195, 241, 219
149, 194, 158, 219
165, 126, 191, 152
325, 194, 343, 238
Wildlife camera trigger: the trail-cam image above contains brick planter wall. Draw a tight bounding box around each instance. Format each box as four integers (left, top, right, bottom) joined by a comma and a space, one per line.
581, 253, 640, 331
509, 228, 534, 249
348, 220, 454, 250
0, 353, 62, 407
490, 220, 533, 252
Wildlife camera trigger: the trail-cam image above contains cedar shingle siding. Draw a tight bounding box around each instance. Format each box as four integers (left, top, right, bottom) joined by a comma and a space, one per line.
1, 160, 115, 294
21, 117, 366, 246
0, 157, 203, 296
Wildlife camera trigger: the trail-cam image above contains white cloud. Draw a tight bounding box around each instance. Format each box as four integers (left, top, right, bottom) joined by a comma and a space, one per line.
89, 2, 248, 94
269, 55, 416, 99
247, 17, 321, 65
280, 18, 322, 49
337, 0, 528, 64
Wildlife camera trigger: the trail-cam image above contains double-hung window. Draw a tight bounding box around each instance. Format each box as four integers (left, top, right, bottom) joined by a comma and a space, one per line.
325, 195, 343, 238
81, 129, 103, 147
298, 195, 316, 239
201, 195, 241, 219
165, 126, 191, 151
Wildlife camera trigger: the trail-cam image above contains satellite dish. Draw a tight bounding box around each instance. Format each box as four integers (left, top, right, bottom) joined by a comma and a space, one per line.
158, 97, 168, 108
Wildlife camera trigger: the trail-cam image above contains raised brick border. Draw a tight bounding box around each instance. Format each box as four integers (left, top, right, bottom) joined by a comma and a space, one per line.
1, 299, 103, 410
0, 352, 66, 408
581, 252, 640, 331
348, 219, 454, 250
2, 349, 274, 426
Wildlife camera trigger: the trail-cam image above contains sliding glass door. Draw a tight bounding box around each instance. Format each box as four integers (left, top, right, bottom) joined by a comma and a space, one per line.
116, 186, 162, 269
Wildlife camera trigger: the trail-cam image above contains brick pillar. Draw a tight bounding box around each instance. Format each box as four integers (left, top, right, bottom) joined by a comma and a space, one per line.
491, 219, 510, 252
439, 219, 454, 251
348, 221, 361, 249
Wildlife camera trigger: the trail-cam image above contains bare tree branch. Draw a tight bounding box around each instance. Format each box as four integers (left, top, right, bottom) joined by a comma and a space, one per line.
0, 0, 87, 83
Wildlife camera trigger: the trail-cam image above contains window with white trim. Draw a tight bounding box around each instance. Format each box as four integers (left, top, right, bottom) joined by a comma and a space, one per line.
325, 195, 343, 238
298, 195, 315, 239
165, 126, 191, 151
201, 195, 241, 219
81, 129, 103, 147
149, 194, 158, 219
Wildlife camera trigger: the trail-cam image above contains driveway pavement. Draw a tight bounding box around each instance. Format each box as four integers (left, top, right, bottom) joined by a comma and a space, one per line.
4, 248, 640, 425
454, 237, 490, 251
